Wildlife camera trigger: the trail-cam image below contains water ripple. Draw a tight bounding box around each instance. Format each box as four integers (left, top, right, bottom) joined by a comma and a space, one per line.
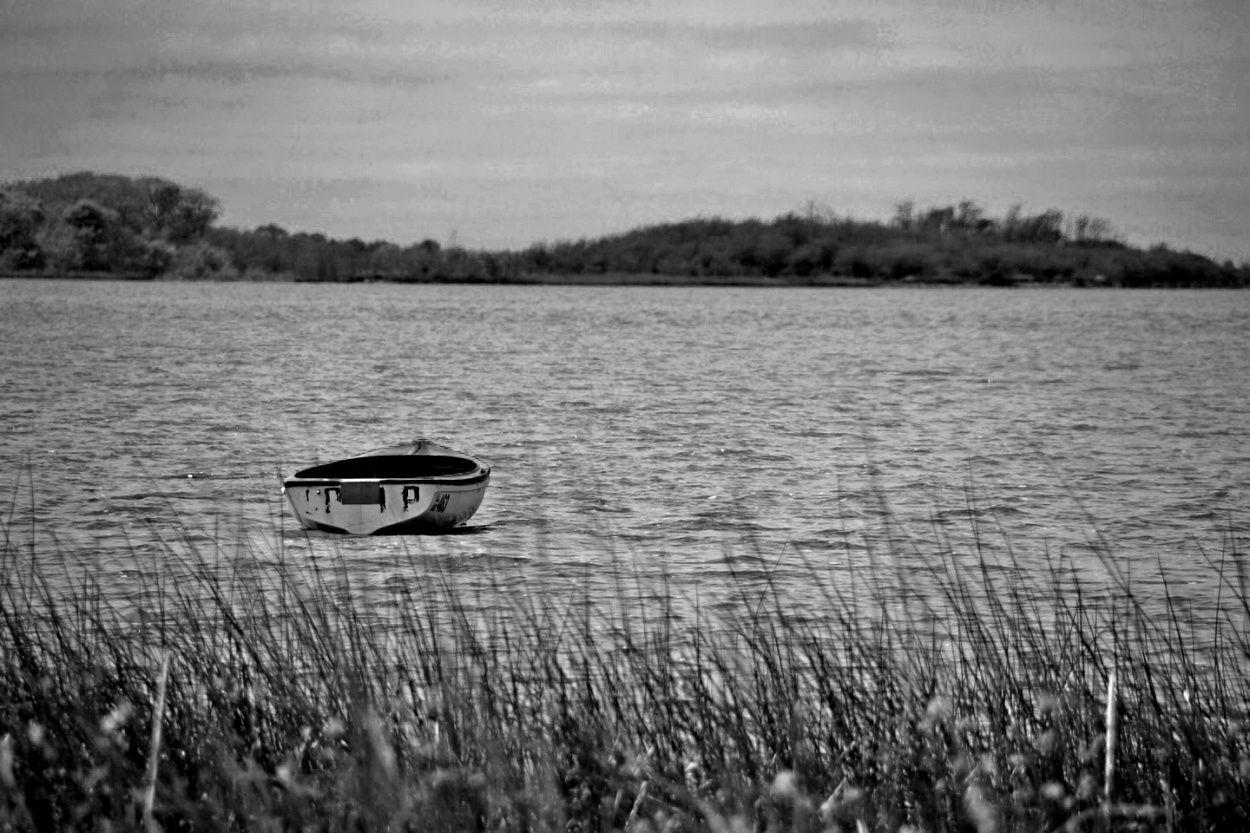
2, 280, 1248, 635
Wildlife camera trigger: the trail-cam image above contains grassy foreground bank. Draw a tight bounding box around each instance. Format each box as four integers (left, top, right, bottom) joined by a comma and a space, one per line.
1, 518, 1248, 832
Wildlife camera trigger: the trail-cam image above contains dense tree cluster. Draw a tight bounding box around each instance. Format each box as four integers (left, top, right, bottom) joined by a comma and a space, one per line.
2, 173, 1246, 287
0, 173, 220, 277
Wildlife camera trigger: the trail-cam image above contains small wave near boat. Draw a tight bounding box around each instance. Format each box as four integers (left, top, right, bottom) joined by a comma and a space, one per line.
283, 439, 490, 534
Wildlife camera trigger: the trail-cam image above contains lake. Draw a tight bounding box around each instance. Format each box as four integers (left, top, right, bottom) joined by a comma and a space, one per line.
2, 279, 1248, 639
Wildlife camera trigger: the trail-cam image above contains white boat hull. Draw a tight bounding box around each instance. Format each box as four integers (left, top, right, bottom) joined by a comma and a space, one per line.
283, 440, 490, 535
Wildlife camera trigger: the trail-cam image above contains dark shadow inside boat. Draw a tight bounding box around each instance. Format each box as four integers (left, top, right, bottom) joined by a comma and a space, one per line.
294, 455, 479, 479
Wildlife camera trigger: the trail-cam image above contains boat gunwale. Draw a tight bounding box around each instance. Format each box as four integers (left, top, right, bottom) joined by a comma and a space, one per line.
283, 470, 491, 488
288, 451, 489, 481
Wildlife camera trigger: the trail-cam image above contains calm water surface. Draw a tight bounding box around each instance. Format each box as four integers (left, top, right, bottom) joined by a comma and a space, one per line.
2, 279, 1248, 634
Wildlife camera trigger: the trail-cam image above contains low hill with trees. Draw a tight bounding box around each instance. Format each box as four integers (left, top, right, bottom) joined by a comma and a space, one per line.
2, 173, 1246, 286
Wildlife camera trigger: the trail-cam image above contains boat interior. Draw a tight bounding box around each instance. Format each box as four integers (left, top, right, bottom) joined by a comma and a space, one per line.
292, 455, 480, 480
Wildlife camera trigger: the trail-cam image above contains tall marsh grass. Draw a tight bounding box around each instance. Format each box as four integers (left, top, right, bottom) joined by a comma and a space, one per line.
1, 509, 1248, 832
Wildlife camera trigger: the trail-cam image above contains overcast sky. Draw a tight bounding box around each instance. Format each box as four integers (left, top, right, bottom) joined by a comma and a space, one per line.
2, 0, 1247, 260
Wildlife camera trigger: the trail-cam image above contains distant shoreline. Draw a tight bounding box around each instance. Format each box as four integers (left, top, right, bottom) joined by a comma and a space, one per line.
6, 173, 1247, 287
3, 271, 1240, 288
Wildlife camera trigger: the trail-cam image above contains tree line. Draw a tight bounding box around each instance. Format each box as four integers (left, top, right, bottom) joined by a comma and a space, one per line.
2, 173, 1247, 287
511, 202, 1248, 287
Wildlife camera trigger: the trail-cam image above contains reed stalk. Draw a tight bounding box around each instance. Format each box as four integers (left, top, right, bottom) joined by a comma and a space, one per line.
1104, 667, 1117, 806
142, 650, 171, 833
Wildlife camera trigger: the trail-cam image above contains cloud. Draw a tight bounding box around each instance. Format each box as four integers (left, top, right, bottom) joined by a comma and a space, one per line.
1, 0, 1248, 258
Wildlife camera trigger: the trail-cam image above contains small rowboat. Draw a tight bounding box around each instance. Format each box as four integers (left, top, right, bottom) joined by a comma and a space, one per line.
283, 439, 490, 534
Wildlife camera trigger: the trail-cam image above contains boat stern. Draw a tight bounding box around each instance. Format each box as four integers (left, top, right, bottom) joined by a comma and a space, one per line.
283, 443, 491, 534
